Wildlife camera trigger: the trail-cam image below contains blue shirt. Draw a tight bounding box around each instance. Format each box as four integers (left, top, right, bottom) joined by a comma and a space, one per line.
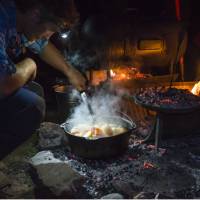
0, 0, 48, 78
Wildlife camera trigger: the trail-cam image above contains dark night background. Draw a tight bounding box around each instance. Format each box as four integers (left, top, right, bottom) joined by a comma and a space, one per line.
29, 0, 200, 112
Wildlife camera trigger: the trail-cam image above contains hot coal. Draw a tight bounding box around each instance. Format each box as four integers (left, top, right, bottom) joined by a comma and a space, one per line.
50, 133, 200, 199
136, 87, 200, 109
30, 120, 200, 199
52, 145, 144, 198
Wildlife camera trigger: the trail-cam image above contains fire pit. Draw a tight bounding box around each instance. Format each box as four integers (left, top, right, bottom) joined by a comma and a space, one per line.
25, 81, 200, 199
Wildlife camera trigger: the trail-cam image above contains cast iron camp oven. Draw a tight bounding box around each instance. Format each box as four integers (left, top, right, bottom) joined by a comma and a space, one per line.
61, 116, 136, 159
133, 85, 200, 150
54, 85, 81, 123
134, 87, 200, 114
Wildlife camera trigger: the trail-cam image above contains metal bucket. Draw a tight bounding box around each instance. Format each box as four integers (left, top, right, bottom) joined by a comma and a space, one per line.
54, 85, 80, 123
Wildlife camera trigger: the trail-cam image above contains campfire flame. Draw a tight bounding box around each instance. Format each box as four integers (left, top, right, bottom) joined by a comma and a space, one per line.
89, 67, 151, 85
110, 69, 116, 77
191, 81, 200, 96
109, 67, 149, 81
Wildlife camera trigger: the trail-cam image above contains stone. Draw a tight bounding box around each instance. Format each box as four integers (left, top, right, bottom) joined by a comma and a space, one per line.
0, 170, 34, 199
30, 151, 63, 166
0, 171, 11, 189
101, 193, 124, 199
32, 163, 85, 198
37, 122, 68, 150
0, 162, 7, 170
1, 180, 33, 199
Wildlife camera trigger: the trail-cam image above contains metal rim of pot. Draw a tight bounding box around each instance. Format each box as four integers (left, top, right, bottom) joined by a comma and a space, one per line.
61, 115, 136, 139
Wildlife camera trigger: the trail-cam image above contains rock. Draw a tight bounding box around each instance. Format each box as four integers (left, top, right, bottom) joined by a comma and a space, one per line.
1, 180, 33, 199
0, 171, 11, 189
30, 151, 63, 166
0, 162, 7, 170
37, 122, 68, 150
0, 170, 34, 199
32, 163, 85, 198
101, 193, 124, 199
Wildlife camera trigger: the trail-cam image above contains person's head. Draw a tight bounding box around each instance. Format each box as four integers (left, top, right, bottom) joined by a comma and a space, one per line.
15, 0, 80, 41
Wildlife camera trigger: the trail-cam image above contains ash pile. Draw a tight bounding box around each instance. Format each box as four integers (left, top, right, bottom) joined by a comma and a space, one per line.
30, 121, 200, 199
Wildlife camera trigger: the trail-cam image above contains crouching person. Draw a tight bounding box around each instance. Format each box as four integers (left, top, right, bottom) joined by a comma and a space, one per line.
0, 59, 45, 158
0, 0, 86, 158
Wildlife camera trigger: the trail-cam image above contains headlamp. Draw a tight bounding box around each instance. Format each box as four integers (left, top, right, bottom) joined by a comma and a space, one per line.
59, 28, 70, 39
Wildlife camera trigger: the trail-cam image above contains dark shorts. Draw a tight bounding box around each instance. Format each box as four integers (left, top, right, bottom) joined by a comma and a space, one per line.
0, 82, 45, 158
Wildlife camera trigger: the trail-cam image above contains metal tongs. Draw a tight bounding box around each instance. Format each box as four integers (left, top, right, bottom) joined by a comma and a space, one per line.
80, 91, 94, 116
80, 78, 97, 123
81, 91, 96, 126
80, 79, 95, 114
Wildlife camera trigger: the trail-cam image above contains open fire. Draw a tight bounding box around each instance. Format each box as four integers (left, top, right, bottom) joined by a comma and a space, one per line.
109, 67, 151, 81
191, 81, 200, 96
35, 81, 200, 199
88, 67, 151, 85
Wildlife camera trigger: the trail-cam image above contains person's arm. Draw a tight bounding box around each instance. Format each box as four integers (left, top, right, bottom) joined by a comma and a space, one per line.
0, 26, 36, 97
0, 58, 37, 96
39, 42, 86, 91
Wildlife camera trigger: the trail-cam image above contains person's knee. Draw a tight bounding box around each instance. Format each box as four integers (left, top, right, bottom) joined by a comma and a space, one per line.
19, 96, 45, 136
0, 89, 46, 146
33, 96, 46, 122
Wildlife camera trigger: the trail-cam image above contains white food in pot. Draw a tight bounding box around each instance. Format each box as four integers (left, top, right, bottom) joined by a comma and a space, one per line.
69, 123, 127, 139
101, 124, 113, 136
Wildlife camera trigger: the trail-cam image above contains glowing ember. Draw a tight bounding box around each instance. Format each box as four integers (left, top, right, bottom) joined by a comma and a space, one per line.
110, 67, 151, 81
143, 161, 155, 169
191, 81, 200, 96
88, 67, 151, 86
88, 70, 107, 86
110, 69, 116, 77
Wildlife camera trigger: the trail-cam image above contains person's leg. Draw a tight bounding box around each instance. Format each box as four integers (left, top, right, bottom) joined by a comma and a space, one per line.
24, 81, 45, 98
0, 88, 45, 158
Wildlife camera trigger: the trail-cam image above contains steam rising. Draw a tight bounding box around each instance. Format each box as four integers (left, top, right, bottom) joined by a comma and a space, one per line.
66, 89, 124, 129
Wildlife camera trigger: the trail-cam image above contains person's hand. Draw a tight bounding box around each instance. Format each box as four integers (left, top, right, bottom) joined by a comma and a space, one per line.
68, 67, 87, 91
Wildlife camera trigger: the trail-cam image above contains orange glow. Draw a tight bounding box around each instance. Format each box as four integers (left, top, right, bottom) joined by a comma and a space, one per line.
191, 81, 200, 96
88, 70, 107, 86
109, 67, 149, 81
143, 162, 155, 169
88, 67, 150, 86
110, 69, 116, 77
